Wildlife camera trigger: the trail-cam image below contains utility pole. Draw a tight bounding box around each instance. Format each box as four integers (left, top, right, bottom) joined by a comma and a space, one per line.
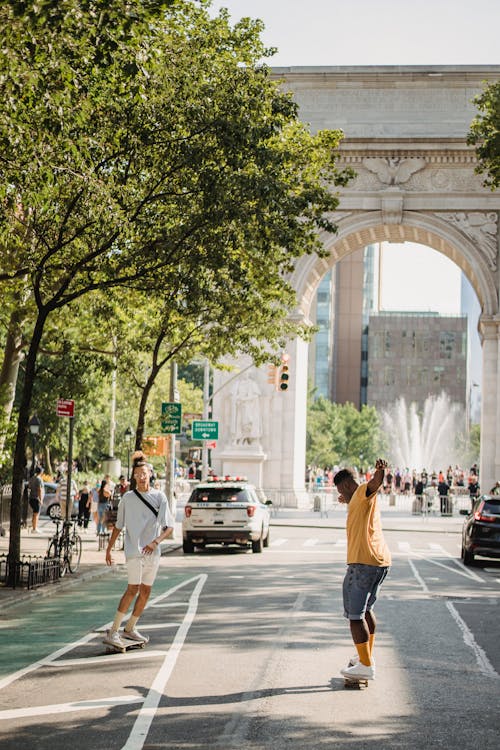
202, 359, 210, 480
165, 360, 178, 517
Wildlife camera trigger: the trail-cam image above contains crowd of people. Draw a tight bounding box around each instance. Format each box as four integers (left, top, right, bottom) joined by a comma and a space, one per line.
306, 462, 484, 512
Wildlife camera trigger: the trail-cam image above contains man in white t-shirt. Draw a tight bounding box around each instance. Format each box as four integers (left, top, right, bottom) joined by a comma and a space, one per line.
103, 453, 174, 650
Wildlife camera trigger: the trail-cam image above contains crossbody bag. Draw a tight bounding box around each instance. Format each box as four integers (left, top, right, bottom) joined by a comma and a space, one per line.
133, 488, 158, 518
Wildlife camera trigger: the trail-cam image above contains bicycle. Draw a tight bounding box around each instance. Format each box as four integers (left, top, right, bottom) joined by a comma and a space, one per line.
46, 517, 82, 576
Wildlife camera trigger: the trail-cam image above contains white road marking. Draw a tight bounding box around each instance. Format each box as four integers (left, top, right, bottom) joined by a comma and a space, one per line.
270, 538, 288, 547
407, 558, 430, 594
446, 601, 499, 679
121, 574, 207, 750
397, 543, 484, 582
49, 650, 169, 667
0, 695, 144, 721
303, 538, 318, 547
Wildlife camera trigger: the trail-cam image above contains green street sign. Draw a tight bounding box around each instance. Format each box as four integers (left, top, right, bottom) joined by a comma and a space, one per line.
161, 402, 182, 434
192, 420, 219, 441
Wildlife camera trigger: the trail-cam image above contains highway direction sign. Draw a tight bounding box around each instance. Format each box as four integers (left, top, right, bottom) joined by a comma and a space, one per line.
192, 420, 219, 440
161, 402, 182, 434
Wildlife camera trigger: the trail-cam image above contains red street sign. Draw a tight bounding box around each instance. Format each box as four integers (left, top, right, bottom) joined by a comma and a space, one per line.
206, 440, 217, 450
56, 399, 75, 418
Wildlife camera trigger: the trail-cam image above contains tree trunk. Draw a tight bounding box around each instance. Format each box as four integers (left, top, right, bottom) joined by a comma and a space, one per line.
0, 308, 25, 454
7, 311, 47, 586
134, 365, 160, 451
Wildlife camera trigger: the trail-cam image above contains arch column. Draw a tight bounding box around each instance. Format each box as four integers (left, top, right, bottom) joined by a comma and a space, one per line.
479, 316, 500, 492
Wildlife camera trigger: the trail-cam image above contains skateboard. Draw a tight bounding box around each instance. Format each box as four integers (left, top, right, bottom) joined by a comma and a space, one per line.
100, 630, 147, 655
343, 676, 368, 689
342, 657, 369, 689
104, 640, 146, 655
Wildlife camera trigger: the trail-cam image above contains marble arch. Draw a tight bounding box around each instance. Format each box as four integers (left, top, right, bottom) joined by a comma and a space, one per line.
212, 66, 500, 500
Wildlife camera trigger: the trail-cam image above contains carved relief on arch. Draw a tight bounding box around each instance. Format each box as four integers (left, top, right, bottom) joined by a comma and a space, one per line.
438, 212, 498, 271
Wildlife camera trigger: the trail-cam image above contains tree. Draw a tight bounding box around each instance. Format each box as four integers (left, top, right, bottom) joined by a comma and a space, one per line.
307, 394, 384, 468
468, 80, 500, 189
0, 0, 352, 581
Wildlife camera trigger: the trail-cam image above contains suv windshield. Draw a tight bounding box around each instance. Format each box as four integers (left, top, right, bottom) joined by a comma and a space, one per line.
190, 488, 250, 503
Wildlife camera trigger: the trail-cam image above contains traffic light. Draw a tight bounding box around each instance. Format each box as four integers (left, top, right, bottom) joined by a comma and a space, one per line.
279, 353, 290, 391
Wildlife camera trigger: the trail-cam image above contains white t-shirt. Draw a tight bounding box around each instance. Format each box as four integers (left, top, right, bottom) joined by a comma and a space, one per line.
116, 488, 174, 560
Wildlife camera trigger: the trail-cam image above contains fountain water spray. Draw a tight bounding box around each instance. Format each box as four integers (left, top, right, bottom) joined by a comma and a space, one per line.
381, 392, 465, 472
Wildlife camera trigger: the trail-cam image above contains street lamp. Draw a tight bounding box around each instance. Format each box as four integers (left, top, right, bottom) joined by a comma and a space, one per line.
28, 414, 41, 477
124, 426, 134, 480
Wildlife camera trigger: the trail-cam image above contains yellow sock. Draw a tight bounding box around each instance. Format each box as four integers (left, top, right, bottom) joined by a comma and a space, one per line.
355, 641, 371, 667
369, 633, 375, 659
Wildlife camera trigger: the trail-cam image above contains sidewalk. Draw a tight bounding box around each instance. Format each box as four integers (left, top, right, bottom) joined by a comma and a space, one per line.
0, 517, 182, 610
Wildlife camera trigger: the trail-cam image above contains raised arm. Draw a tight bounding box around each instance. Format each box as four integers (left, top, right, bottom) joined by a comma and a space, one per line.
366, 458, 388, 497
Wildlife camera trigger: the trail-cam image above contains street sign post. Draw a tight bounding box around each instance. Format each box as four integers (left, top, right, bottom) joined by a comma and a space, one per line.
192, 420, 219, 441
161, 402, 182, 434
56, 399, 75, 418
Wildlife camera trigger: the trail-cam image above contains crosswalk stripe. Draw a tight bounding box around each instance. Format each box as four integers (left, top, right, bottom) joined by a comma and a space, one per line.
398, 542, 411, 551
270, 538, 288, 547
303, 538, 318, 547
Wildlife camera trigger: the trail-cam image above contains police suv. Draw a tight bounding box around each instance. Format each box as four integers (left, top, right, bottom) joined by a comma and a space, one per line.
182, 476, 272, 554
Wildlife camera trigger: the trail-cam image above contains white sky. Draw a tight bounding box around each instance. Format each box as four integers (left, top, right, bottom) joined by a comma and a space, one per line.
210, 0, 500, 66
210, 0, 498, 313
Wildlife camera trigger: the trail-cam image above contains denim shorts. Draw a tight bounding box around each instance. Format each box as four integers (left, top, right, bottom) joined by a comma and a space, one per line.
343, 563, 389, 620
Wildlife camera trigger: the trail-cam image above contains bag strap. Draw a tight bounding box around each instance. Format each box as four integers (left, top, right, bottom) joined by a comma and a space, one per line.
133, 488, 158, 518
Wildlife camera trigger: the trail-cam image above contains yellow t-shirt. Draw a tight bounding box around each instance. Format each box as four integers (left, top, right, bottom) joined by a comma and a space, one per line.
346, 482, 392, 566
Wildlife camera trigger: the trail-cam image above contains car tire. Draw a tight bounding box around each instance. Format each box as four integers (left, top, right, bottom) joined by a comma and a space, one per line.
252, 531, 264, 553
263, 528, 270, 548
183, 538, 195, 554
48, 503, 62, 520
462, 545, 475, 566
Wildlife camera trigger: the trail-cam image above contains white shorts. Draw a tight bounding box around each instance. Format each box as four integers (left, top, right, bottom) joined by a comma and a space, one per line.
126, 555, 160, 586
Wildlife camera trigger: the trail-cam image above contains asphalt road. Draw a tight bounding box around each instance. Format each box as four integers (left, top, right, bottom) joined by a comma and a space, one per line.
0, 526, 499, 750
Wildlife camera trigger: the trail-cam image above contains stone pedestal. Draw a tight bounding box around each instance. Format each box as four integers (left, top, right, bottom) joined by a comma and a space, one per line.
217, 447, 267, 487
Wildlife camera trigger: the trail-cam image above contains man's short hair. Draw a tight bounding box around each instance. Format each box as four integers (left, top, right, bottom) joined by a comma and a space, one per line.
34, 466, 42, 475
334, 468, 354, 486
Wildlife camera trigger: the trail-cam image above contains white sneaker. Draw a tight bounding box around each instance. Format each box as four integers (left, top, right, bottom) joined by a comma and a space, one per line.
122, 628, 149, 644
349, 654, 376, 667
341, 662, 375, 681
32, 528, 42, 534
103, 629, 126, 649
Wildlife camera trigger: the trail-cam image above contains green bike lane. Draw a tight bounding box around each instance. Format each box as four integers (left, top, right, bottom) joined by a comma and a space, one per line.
0, 566, 192, 680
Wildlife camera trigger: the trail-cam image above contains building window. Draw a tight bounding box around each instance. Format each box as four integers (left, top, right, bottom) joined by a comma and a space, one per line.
433, 366, 444, 384
440, 331, 455, 359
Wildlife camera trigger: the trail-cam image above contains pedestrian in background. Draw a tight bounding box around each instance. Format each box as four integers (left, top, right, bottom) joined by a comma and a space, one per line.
103, 451, 174, 650
96, 479, 112, 535
28, 466, 44, 533
78, 480, 92, 530
334, 458, 391, 682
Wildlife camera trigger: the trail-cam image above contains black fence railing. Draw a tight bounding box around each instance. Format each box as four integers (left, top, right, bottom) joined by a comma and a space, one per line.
0, 553, 61, 589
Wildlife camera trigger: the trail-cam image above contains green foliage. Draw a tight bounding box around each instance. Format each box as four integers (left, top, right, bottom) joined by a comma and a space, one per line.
468, 80, 500, 189
306, 393, 385, 469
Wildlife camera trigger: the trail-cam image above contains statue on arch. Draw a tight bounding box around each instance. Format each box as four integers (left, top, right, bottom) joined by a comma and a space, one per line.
231, 371, 262, 447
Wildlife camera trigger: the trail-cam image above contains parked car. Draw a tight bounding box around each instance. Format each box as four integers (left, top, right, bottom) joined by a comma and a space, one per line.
40, 481, 79, 520
461, 495, 500, 565
182, 476, 272, 554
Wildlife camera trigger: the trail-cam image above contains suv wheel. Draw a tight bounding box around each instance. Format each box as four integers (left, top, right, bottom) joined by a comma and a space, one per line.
48, 503, 62, 520
183, 538, 195, 554
263, 528, 270, 548
252, 531, 263, 553
462, 544, 475, 566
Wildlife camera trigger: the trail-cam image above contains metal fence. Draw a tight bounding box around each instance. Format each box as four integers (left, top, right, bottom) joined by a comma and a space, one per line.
0, 553, 61, 589
264, 486, 472, 518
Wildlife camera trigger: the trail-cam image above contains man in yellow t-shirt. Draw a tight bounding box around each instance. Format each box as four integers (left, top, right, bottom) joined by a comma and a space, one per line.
334, 458, 391, 681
